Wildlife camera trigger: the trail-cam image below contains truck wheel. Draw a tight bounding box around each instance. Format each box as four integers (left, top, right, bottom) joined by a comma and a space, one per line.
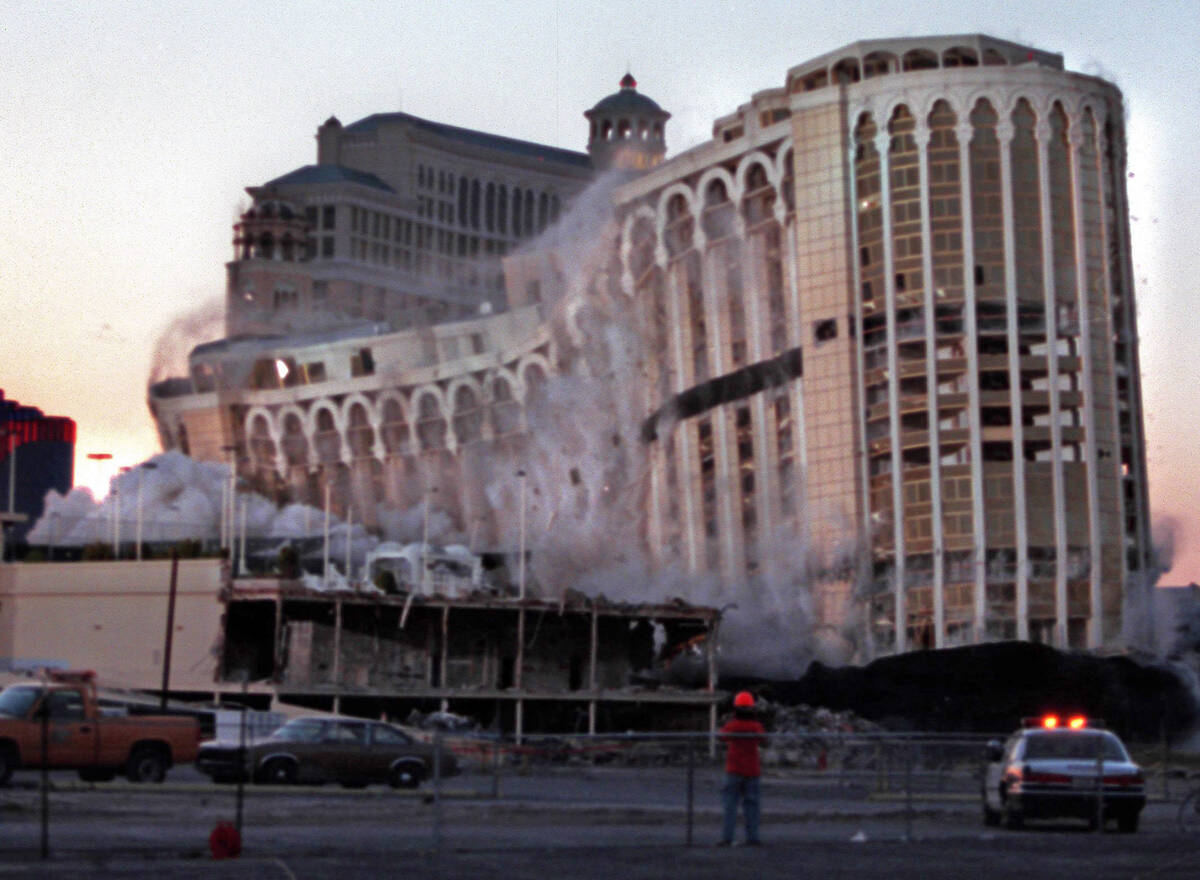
125, 747, 167, 783
0, 745, 15, 786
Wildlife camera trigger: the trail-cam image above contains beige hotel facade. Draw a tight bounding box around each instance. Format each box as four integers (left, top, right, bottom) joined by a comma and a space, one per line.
149, 36, 1152, 658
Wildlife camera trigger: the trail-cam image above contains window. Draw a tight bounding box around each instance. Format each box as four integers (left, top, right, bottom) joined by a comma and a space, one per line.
814, 318, 838, 342
372, 725, 412, 746
322, 206, 336, 229
351, 347, 375, 377
47, 689, 85, 721
321, 237, 334, 258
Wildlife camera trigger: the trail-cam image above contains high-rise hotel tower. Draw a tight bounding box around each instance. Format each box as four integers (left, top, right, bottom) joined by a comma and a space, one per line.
611, 35, 1150, 654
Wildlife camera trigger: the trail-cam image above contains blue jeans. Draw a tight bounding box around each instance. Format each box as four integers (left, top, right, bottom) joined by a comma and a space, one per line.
721, 773, 761, 843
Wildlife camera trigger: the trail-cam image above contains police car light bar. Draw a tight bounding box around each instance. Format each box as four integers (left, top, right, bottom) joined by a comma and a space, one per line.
1021, 714, 1106, 729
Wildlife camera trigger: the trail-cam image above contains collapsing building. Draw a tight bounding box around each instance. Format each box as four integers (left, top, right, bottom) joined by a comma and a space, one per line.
219, 550, 722, 737
148, 35, 1153, 666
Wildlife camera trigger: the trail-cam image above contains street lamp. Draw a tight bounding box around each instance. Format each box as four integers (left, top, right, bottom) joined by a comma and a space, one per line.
136, 462, 158, 562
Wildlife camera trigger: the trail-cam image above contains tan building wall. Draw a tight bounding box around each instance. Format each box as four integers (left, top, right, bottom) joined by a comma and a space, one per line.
0, 559, 225, 692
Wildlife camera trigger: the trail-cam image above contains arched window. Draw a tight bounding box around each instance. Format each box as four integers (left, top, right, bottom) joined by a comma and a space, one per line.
702, 179, 733, 241
664, 194, 694, 257
257, 232, 275, 260
347, 403, 374, 460
902, 49, 939, 71
282, 413, 308, 468
381, 399, 409, 456
601, 120, 613, 140
470, 179, 481, 230
452, 386, 483, 445
617, 119, 632, 139
490, 377, 520, 436
249, 415, 276, 468
942, 47, 978, 67
280, 234, 295, 262
485, 182, 495, 232
416, 394, 447, 452
862, 51, 895, 78
314, 408, 340, 465
832, 58, 861, 84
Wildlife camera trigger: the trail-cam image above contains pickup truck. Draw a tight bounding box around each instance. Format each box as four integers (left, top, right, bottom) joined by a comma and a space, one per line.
0, 670, 201, 784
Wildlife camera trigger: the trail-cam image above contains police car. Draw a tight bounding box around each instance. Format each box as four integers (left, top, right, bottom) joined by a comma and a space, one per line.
982, 715, 1145, 832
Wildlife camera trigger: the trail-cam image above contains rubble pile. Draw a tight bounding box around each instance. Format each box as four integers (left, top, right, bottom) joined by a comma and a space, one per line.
757, 701, 881, 770
727, 641, 1200, 741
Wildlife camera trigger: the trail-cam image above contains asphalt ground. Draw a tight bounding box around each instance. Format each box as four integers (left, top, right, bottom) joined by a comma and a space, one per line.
2, 769, 1199, 878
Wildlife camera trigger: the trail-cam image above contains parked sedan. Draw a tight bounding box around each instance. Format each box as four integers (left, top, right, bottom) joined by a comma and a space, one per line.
195, 717, 458, 788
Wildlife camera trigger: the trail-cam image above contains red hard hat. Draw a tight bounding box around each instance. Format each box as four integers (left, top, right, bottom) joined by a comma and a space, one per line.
734, 691, 755, 708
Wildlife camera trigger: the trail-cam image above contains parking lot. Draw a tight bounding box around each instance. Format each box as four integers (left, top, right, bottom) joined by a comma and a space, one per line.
3, 763, 1200, 879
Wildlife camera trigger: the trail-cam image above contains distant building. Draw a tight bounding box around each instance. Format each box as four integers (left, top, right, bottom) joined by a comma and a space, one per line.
150, 36, 1152, 658
0, 389, 75, 555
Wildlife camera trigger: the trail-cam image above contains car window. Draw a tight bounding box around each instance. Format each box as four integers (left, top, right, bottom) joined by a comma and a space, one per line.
1022, 732, 1128, 761
274, 719, 325, 743
46, 689, 85, 721
325, 722, 368, 744
372, 725, 413, 746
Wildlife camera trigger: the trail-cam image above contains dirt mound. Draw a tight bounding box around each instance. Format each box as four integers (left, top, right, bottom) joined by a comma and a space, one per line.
724, 641, 1199, 741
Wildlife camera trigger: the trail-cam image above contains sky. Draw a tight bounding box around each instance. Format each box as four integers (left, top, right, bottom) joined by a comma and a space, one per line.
1, 0, 1197, 584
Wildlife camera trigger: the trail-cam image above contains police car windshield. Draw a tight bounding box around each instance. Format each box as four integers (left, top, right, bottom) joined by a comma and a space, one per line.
1024, 731, 1127, 761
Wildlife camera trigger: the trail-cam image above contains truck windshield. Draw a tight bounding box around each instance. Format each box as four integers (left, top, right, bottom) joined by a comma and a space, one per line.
0, 686, 42, 718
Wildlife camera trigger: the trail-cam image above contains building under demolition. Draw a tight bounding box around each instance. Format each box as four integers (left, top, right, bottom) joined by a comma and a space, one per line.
147, 35, 1152, 663
220, 575, 720, 737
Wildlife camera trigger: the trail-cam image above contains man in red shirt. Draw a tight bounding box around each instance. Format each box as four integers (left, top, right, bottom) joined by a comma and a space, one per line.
717, 690, 766, 846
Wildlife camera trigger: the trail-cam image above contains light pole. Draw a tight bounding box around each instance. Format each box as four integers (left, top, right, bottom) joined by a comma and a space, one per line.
322, 478, 331, 589
115, 466, 131, 559
517, 470, 527, 600
1, 423, 17, 514
421, 485, 438, 592
135, 462, 158, 562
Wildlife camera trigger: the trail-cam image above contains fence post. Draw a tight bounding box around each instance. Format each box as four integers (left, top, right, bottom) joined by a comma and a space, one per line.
686, 738, 695, 847
39, 701, 49, 860
1161, 708, 1170, 802
235, 679, 247, 837
433, 731, 444, 855
904, 741, 913, 842
491, 738, 501, 800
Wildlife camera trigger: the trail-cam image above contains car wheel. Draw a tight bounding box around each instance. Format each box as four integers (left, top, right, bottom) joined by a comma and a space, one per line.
1001, 799, 1023, 830
125, 747, 167, 783
1117, 812, 1139, 833
256, 757, 297, 786
390, 762, 425, 789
